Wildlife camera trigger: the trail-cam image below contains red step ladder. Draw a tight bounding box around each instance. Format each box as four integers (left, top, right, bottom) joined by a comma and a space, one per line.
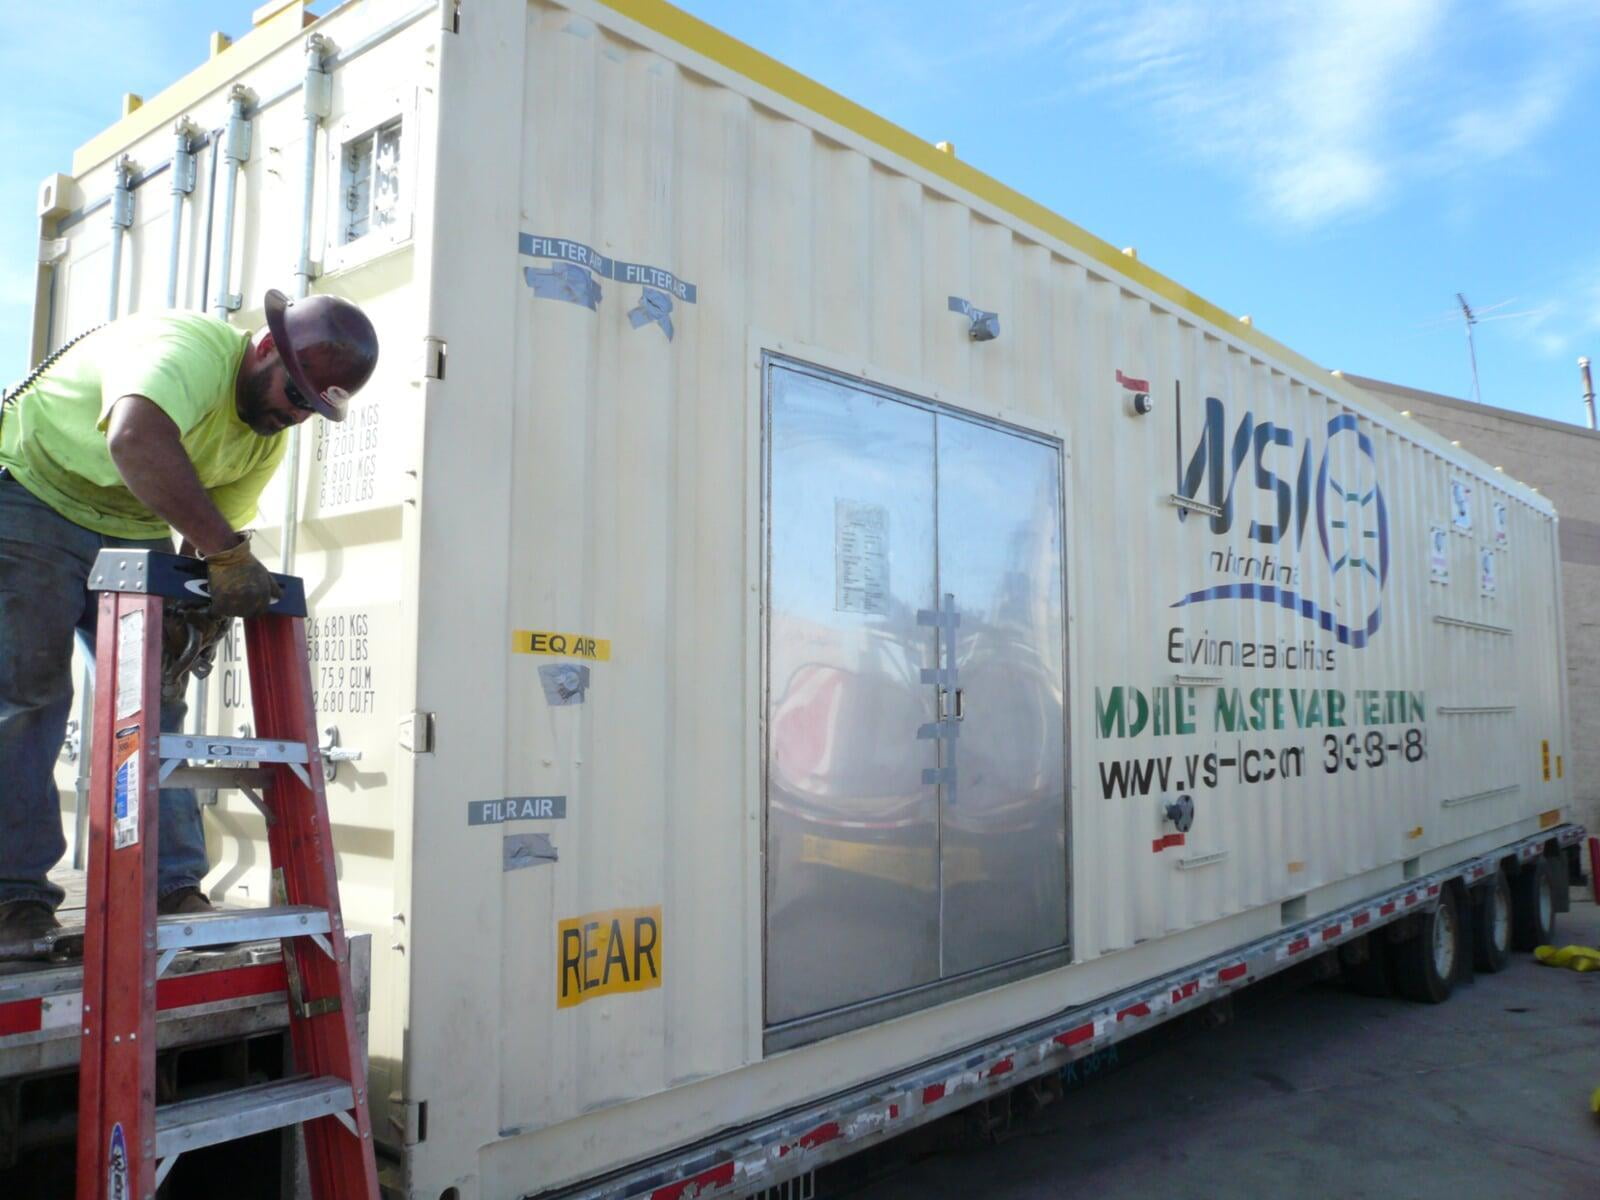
75, 548, 378, 1199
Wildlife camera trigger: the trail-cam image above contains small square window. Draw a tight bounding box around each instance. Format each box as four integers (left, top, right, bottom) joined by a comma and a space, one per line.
340, 116, 403, 246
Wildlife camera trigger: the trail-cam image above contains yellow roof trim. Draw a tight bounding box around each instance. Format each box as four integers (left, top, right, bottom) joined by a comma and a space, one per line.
599, 0, 1345, 394
72, 1, 313, 177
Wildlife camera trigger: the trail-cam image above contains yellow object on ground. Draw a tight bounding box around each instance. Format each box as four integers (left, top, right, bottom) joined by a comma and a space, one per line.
1533, 944, 1600, 971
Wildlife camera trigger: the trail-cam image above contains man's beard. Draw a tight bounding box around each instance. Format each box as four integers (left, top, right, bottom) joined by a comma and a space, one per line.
237, 371, 288, 434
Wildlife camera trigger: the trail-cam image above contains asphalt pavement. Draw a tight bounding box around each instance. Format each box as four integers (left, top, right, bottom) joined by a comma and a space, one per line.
840, 891, 1600, 1200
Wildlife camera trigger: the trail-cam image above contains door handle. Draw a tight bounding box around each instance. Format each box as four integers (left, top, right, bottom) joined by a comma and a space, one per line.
953, 688, 965, 721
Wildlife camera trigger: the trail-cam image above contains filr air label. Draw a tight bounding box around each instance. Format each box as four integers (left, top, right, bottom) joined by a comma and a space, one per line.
468, 796, 566, 825
557, 906, 662, 1009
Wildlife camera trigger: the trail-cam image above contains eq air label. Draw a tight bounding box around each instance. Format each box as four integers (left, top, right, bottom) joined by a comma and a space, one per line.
512, 630, 611, 660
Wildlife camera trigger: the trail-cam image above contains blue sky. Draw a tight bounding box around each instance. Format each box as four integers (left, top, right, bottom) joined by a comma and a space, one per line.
3, 0, 1598, 425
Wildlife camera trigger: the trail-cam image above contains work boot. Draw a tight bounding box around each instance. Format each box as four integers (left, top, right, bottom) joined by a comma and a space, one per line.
158, 887, 215, 916
0, 899, 62, 959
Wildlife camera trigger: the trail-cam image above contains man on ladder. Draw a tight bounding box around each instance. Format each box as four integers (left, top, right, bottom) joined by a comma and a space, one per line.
0, 288, 379, 950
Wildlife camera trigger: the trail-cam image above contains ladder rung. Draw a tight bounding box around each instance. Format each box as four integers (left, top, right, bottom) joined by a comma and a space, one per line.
155, 1075, 354, 1159
159, 765, 270, 791
158, 734, 310, 765
157, 905, 331, 950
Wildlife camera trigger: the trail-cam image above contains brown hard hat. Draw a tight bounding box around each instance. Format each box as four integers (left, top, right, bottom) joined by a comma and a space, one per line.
262, 289, 379, 423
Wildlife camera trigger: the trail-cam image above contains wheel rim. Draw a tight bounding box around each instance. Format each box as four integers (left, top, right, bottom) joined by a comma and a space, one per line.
1538, 872, 1553, 932
1491, 883, 1510, 952
1432, 899, 1456, 979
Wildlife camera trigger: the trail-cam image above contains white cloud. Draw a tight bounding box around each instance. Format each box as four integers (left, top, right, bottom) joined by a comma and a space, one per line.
1445, 74, 1564, 158
1494, 272, 1600, 362
853, 0, 1585, 229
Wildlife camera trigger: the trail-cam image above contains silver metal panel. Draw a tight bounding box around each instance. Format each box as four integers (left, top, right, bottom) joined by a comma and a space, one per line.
934, 415, 1069, 975
764, 360, 941, 1024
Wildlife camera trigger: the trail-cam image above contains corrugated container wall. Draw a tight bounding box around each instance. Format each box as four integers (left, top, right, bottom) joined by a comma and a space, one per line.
37, 1, 1571, 1197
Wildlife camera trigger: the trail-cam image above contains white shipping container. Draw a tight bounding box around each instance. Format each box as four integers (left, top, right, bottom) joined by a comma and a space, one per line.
28, 1, 1579, 1196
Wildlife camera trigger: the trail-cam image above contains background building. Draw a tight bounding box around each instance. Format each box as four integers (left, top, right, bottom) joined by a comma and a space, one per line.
1343, 373, 1599, 840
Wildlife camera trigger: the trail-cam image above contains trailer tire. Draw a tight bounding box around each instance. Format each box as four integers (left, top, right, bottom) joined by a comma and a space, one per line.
1394, 887, 1458, 1004
1472, 871, 1512, 973
1511, 857, 1556, 951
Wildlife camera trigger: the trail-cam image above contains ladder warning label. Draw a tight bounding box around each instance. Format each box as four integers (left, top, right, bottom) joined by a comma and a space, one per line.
557, 906, 662, 1009
114, 610, 145, 719
513, 630, 611, 660
112, 725, 141, 849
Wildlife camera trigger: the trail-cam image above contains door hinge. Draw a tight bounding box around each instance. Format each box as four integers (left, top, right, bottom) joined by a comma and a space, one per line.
422, 335, 447, 381
387, 1095, 428, 1145
399, 711, 435, 754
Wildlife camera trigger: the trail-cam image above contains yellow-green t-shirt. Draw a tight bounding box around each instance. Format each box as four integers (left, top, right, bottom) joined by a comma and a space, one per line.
0, 312, 285, 539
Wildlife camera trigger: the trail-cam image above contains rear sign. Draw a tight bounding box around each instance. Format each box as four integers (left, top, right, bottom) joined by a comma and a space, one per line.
557, 906, 662, 1009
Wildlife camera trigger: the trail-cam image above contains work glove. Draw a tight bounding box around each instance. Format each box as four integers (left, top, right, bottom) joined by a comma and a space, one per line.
204, 535, 281, 619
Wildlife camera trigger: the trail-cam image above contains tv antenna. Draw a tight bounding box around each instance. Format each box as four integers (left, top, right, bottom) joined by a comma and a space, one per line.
1456, 293, 1482, 404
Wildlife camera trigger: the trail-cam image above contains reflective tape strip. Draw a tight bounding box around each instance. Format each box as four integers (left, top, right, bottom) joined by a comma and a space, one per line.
157, 961, 287, 1010
1055, 1021, 1096, 1049
648, 1162, 735, 1200
2, 961, 289, 1046
0, 998, 42, 1036
1276, 936, 1312, 962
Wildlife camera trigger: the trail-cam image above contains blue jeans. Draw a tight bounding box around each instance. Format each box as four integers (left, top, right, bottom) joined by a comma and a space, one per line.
0, 473, 208, 908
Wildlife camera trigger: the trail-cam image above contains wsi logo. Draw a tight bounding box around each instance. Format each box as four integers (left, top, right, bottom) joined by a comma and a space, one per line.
1172, 395, 1388, 648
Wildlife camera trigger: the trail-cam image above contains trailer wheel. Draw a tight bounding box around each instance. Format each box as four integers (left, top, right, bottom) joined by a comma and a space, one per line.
1394, 887, 1458, 1004
1511, 857, 1556, 951
1472, 870, 1512, 973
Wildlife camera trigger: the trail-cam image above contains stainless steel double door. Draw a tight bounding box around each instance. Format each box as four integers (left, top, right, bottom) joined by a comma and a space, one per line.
764, 358, 1068, 1031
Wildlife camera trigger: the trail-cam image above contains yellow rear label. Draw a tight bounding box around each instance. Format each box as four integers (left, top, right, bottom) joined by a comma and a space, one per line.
1542, 739, 1551, 781
557, 906, 661, 1009
513, 630, 611, 660
1539, 809, 1561, 829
